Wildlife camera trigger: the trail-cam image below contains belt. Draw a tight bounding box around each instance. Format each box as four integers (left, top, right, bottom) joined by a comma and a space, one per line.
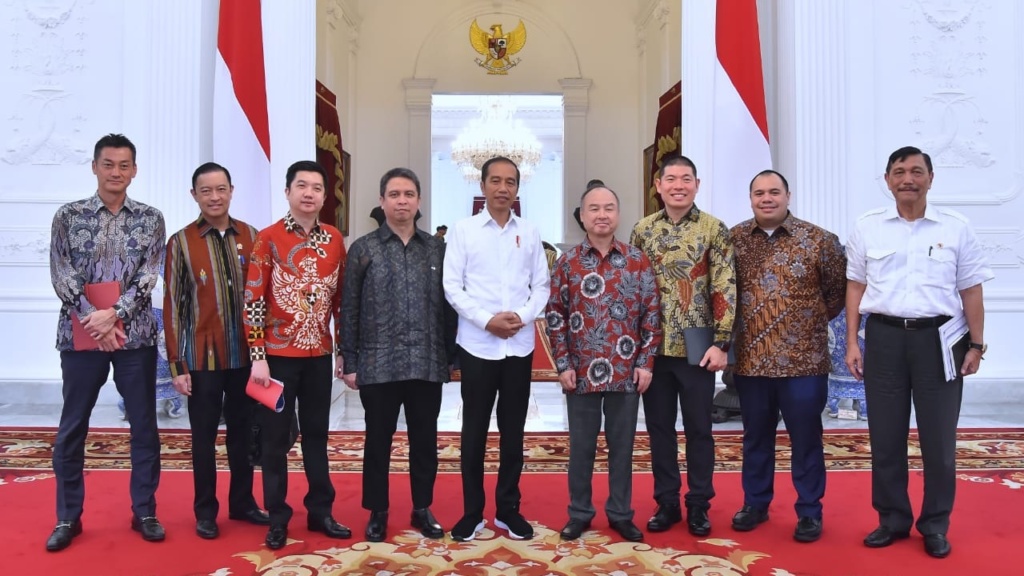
872, 314, 952, 330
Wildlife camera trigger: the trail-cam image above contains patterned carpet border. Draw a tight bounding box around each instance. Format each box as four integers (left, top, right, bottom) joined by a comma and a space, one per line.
2, 428, 1023, 473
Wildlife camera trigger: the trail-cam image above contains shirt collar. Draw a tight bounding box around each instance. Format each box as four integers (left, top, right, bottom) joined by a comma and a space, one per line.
750, 211, 795, 236
656, 205, 702, 225
881, 204, 941, 223
196, 215, 239, 237
87, 192, 138, 214
376, 221, 428, 244
284, 212, 321, 234
581, 235, 627, 256
474, 209, 519, 229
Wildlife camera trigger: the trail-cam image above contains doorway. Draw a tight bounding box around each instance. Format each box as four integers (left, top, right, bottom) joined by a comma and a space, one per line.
429, 94, 564, 243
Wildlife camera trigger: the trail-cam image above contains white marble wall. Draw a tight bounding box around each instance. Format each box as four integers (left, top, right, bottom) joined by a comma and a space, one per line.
683, 0, 1024, 381
0, 0, 315, 397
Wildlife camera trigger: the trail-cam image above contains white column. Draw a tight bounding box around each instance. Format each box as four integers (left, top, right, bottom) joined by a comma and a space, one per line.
263, 0, 316, 219
121, 1, 204, 235
560, 78, 591, 245
404, 78, 437, 226
775, 0, 850, 236
679, 0, 717, 209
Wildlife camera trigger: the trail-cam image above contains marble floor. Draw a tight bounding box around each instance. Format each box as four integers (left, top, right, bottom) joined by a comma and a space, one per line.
1, 378, 1021, 432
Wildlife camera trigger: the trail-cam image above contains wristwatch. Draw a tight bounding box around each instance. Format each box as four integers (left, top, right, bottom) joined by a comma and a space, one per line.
714, 340, 731, 353
968, 342, 987, 356
113, 304, 127, 321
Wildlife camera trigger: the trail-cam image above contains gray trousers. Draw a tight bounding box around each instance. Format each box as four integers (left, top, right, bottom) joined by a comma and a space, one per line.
863, 316, 967, 536
566, 391, 640, 523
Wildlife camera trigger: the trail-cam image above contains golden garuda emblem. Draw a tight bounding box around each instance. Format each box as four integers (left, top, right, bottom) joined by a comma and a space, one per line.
470, 19, 527, 75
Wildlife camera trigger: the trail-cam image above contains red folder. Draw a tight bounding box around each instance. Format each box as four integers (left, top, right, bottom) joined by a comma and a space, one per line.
246, 376, 286, 412
71, 281, 125, 351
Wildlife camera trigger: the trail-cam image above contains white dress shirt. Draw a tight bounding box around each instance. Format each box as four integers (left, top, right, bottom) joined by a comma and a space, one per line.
846, 204, 994, 317
443, 210, 551, 360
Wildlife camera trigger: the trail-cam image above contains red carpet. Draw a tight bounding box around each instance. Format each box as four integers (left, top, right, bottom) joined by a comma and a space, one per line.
3, 467, 1021, 575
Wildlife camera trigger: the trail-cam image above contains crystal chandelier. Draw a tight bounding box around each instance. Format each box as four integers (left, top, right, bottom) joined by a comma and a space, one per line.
450, 96, 542, 182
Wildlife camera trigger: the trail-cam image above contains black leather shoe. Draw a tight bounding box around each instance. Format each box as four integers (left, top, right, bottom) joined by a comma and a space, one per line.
610, 519, 644, 542
411, 508, 444, 539
229, 509, 271, 525
731, 505, 769, 532
307, 515, 352, 539
924, 534, 951, 558
365, 511, 388, 542
559, 518, 591, 540
266, 525, 288, 549
863, 526, 911, 548
45, 520, 82, 552
646, 502, 682, 532
793, 517, 822, 543
196, 519, 219, 539
131, 516, 166, 542
687, 507, 711, 536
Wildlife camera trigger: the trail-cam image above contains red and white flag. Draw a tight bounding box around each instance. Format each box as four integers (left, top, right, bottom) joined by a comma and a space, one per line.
712, 0, 772, 227
214, 0, 272, 227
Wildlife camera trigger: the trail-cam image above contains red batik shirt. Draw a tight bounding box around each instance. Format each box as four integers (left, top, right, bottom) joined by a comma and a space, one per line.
244, 213, 345, 360
545, 237, 662, 394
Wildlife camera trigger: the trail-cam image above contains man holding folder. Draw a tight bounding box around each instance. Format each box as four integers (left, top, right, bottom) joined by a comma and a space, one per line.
47, 134, 167, 551
630, 154, 737, 537
845, 146, 994, 559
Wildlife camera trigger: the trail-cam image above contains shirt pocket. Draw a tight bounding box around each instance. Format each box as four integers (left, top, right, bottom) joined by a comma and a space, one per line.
925, 248, 957, 288
865, 248, 896, 281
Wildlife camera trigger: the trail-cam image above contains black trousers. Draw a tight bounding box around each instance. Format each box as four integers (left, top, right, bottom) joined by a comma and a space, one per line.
359, 380, 443, 512
187, 367, 259, 520
261, 355, 335, 526
54, 347, 159, 521
458, 349, 533, 519
642, 354, 717, 510
864, 316, 967, 536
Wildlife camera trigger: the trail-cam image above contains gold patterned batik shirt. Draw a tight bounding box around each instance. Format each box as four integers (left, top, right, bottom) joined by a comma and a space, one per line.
730, 213, 847, 377
630, 206, 737, 358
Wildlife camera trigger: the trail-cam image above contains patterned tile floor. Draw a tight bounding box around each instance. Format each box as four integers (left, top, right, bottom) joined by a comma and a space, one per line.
1, 378, 1021, 432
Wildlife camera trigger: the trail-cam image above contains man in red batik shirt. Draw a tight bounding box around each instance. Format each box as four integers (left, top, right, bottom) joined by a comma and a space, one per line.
546, 185, 662, 543
245, 160, 349, 550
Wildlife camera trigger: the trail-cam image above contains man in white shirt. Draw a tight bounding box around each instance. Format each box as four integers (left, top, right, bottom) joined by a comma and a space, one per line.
443, 156, 550, 542
845, 146, 994, 560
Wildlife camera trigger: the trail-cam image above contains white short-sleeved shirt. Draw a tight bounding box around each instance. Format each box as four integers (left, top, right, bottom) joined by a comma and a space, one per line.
846, 204, 994, 317
443, 210, 551, 360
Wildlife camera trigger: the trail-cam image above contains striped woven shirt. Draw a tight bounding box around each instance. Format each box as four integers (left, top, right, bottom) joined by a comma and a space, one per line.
163, 216, 258, 377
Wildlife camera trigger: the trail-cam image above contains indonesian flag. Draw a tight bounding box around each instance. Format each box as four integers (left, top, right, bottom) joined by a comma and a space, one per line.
214, 0, 272, 227
712, 0, 772, 227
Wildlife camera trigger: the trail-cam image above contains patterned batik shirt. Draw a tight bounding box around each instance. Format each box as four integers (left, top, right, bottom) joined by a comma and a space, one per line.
630, 206, 736, 358
339, 223, 457, 386
730, 213, 847, 377
163, 216, 258, 376
49, 193, 166, 351
244, 213, 345, 360
545, 237, 662, 394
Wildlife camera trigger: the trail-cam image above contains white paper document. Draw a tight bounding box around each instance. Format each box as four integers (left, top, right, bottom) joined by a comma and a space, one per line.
937, 311, 969, 382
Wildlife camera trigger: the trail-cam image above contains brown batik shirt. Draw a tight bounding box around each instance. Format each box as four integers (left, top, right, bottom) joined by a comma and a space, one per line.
730, 212, 847, 377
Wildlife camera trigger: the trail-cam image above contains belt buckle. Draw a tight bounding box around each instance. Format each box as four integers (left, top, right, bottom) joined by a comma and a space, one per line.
903, 318, 913, 330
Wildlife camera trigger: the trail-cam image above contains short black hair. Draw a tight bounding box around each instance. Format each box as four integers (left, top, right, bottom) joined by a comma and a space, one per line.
748, 169, 789, 193
93, 133, 136, 163
379, 167, 421, 197
886, 146, 933, 174
586, 179, 605, 190
580, 185, 620, 207
285, 160, 328, 189
659, 154, 698, 178
436, 225, 448, 231
191, 162, 232, 190
481, 156, 520, 185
